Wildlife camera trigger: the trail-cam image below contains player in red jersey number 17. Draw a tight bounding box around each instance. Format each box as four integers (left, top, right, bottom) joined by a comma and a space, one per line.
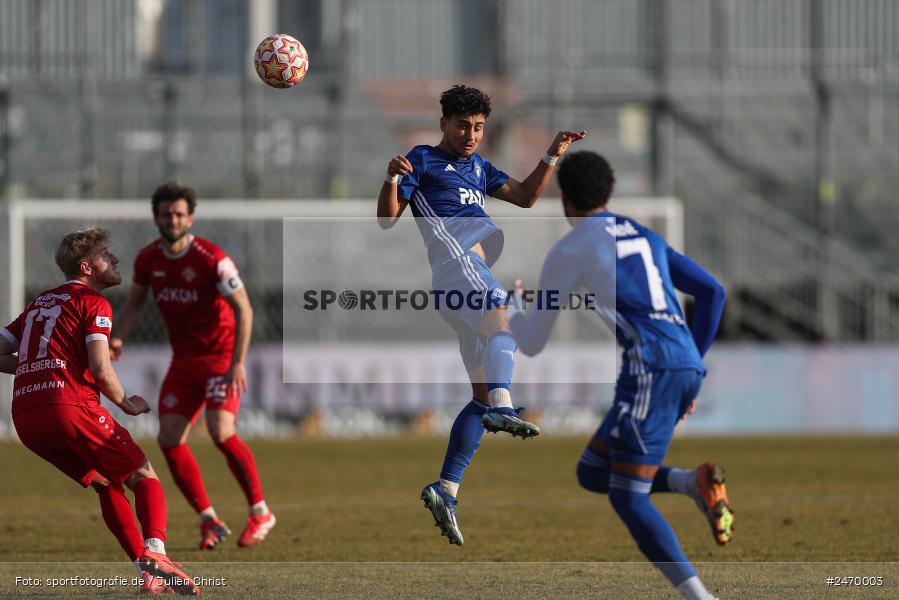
111, 182, 275, 550
0, 228, 199, 595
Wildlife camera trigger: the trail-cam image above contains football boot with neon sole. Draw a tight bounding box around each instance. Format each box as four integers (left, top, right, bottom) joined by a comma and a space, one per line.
696, 462, 735, 546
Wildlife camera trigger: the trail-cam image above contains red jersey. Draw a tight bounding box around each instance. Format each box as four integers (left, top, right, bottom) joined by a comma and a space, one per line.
133, 235, 243, 359
2, 281, 114, 415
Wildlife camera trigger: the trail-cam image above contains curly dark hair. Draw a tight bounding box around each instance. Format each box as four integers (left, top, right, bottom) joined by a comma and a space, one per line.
556, 151, 616, 211
151, 181, 197, 216
439, 85, 492, 119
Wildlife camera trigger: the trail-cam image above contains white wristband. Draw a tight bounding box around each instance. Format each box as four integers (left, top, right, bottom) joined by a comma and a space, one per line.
385, 174, 400, 184
542, 153, 559, 166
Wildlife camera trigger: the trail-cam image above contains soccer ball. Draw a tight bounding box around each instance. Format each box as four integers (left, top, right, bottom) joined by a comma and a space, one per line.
253, 33, 309, 89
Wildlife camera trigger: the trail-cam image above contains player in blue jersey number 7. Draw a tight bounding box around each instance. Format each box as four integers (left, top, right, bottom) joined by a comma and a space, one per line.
377, 85, 584, 546
509, 151, 732, 600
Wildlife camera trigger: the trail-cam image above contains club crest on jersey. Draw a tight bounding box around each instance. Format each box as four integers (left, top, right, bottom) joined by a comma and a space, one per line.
162, 393, 178, 408
474, 162, 481, 179
181, 266, 197, 283
95, 316, 112, 329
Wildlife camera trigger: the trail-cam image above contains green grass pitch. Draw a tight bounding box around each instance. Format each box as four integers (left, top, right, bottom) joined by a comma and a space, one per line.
1, 435, 897, 598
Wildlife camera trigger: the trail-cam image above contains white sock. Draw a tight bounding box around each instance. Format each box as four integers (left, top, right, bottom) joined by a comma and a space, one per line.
439, 479, 459, 498
250, 500, 270, 516
487, 387, 513, 409
144, 537, 165, 555
676, 576, 716, 600
667, 468, 696, 495
198, 506, 218, 521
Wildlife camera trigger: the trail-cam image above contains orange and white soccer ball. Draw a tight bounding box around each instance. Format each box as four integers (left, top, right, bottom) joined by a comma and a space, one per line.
253, 33, 309, 89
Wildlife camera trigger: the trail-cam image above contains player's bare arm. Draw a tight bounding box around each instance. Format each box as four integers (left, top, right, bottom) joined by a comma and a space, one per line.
224, 286, 253, 396
0, 335, 16, 375
86, 339, 150, 416
377, 155, 411, 229
493, 130, 587, 208
110, 282, 150, 360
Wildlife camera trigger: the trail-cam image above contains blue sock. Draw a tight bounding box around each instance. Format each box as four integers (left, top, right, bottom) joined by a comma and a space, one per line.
653, 466, 672, 492
608, 473, 697, 587
483, 331, 516, 393
439, 398, 489, 484
577, 451, 674, 495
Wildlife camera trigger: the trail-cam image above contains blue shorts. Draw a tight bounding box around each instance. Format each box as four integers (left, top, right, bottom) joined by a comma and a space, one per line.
595, 368, 703, 465
431, 250, 508, 373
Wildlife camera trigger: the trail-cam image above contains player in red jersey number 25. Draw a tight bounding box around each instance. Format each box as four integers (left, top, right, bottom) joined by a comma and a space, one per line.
111, 182, 275, 550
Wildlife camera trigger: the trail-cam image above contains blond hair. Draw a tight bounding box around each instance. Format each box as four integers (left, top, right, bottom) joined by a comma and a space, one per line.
55, 228, 109, 278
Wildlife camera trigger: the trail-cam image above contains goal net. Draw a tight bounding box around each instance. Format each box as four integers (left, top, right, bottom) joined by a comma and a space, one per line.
1, 198, 683, 438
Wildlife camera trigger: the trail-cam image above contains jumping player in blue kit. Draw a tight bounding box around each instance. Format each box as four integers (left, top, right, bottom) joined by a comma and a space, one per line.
509, 151, 732, 600
376, 84, 585, 545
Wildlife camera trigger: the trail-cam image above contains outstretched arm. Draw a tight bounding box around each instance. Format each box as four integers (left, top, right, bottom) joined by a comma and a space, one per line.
377, 154, 410, 229
509, 247, 582, 356
668, 248, 726, 357
493, 130, 586, 208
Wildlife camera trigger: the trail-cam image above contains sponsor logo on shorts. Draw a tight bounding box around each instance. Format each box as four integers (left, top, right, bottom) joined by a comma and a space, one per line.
162, 393, 178, 408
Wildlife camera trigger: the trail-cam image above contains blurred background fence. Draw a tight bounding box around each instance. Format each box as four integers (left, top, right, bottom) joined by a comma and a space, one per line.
1, 0, 898, 343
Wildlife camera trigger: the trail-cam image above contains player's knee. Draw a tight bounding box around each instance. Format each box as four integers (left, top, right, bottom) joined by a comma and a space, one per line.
576, 460, 609, 494
88, 472, 111, 491
208, 425, 235, 445
125, 463, 159, 489
608, 484, 651, 521
157, 428, 181, 449
210, 431, 234, 446
478, 308, 509, 338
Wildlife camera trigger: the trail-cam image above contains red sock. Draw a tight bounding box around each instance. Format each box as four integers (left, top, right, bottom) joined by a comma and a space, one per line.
133, 477, 167, 542
94, 483, 144, 560
162, 443, 212, 512
215, 435, 264, 506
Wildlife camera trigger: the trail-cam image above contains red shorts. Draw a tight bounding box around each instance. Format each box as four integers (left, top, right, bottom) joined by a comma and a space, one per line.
13, 404, 147, 487
158, 355, 241, 423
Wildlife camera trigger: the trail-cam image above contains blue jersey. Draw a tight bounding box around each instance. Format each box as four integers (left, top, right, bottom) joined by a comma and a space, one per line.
511, 212, 725, 374
397, 145, 510, 267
